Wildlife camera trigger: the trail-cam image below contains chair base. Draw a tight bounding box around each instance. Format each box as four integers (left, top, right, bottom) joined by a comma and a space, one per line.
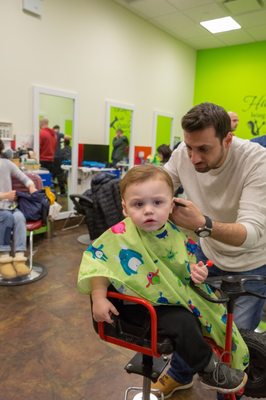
125, 386, 163, 400
77, 234, 91, 245
131, 391, 159, 400
61, 213, 85, 231
0, 263, 47, 286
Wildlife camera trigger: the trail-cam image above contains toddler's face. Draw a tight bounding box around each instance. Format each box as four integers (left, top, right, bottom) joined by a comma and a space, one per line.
122, 178, 173, 232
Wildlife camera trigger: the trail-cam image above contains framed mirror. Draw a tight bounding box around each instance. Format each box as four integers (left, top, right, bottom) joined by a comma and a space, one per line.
152, 111, 175, 154
33, 86, 79, 219
105, 100, 135, 168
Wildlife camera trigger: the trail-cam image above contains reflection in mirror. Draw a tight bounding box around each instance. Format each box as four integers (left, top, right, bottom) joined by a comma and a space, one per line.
33, 86, 78, 219
39, 94, 73, 212
105, 101, 135, 168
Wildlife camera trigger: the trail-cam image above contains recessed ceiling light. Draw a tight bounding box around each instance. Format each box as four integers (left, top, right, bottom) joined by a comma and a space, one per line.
200, 16, 241, 34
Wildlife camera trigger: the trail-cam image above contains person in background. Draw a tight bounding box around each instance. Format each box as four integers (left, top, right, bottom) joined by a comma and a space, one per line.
61, 136, 72, 162
250, 134, 266, 148
78, 164, 248, 395
111, 129, 129, 167
228, 111, 239, 133
157, 144, 172, 164
151, 102, 266, 399
60, 136, 72, 190
52, 125, 66, 196
0, 139, 37, 279
39, 118, 57, 175
172, 141, 181, 150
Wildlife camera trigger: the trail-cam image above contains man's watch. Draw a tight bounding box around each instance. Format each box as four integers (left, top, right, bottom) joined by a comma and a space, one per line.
194, 216, 213, 238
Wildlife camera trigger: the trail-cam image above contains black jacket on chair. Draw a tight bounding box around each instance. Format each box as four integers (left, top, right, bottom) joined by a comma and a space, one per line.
84, 173, 124, 240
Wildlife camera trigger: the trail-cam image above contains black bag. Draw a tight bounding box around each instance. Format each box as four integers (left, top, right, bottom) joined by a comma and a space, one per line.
16, 190, 50, 223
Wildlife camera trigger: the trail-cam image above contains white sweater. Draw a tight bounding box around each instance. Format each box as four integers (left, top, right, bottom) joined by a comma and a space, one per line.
0, 158, 33, 210
165, 137, 266, 272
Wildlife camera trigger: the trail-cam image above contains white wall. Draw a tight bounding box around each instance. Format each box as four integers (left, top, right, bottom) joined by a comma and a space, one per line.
0, 0, 196, 147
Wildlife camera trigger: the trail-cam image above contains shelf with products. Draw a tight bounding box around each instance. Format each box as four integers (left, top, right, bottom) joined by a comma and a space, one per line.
0, 122, 13, 140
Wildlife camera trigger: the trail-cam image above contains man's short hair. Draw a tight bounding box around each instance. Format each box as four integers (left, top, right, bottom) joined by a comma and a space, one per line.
181, 102, 231, 142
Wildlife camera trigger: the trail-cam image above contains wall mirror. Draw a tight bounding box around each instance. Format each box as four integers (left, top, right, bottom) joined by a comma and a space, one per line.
105, 100, 135, 167
152, 111, 175, 154
33, 86, 79, 219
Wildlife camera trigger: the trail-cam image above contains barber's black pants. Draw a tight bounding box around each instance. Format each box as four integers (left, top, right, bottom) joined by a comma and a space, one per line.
119, 304, 212, 373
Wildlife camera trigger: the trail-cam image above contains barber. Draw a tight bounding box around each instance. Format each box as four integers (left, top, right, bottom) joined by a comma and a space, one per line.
152, 102, 266, 398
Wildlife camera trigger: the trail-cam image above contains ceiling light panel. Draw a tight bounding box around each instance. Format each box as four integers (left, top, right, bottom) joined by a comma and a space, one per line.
200, 16, 241, 33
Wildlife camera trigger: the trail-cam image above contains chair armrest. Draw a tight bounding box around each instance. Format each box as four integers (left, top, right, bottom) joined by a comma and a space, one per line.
69, 194, 93, 215
97, 291, 172, 357
69, 194, 93, 205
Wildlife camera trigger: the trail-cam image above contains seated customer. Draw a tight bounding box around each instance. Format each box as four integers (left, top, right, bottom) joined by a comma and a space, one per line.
0, 140, 37, 279
157, 144, 172, 164
78, 164, 248, 394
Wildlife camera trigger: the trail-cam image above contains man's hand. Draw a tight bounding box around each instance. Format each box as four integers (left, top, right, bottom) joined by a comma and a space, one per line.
171, 198, 205, 231
92, 298, 119, 324
190, 261, 208, 284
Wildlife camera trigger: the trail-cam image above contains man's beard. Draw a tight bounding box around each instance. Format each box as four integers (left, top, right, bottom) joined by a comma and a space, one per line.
193, 147, 225, 173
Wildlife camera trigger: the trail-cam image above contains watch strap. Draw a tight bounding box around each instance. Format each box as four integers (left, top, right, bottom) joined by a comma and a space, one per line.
204, 215, 212, 230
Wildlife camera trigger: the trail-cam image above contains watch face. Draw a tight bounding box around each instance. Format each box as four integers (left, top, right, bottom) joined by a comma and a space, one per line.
198, 230, 211, 238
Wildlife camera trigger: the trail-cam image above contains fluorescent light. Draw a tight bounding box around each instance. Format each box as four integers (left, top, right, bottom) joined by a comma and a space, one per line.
200, 16, 241, 34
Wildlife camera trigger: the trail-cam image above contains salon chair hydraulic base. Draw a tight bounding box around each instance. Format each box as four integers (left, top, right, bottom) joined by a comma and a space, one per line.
0, 262, 47, 286
124, 352, 169, 400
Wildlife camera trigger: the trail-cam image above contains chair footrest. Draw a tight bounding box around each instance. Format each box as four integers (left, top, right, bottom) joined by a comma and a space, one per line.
125, 353, 170, 382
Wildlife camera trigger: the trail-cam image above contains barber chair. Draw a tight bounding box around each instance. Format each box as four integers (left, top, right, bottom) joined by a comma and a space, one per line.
93, 291, 174, 400
62, 192, 93, 245
0, 173, 47, 286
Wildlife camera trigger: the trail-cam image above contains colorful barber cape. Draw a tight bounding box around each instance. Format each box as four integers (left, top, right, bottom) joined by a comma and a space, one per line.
78, 217, 249, 370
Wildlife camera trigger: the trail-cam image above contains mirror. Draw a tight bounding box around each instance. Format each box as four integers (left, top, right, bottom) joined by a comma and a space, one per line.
105, 100, 135, 168
33, 86, 79, 219
152, 111, 175, 154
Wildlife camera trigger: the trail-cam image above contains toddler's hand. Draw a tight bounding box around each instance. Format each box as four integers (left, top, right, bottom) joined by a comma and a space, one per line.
190, 261, 208, 284
92, 298, 119, 324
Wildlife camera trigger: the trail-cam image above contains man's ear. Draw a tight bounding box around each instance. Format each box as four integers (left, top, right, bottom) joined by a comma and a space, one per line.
122, 199, 128, 217
224, 132, 233, 148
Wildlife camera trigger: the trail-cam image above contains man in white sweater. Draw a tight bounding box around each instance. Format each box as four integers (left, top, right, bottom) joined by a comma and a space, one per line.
152, 102, 266, 398
0, 140, 36, 279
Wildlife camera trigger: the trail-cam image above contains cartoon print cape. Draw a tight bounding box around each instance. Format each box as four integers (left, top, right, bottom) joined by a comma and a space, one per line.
78, 217, 249, 370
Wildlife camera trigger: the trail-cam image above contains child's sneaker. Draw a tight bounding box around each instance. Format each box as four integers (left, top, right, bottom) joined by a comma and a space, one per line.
199, 353, 247, 393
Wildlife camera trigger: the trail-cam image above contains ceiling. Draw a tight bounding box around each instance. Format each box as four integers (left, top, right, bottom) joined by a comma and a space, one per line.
112, 0, 266, 49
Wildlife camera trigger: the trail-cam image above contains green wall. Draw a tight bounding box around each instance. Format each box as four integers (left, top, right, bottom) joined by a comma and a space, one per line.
194, 41, 266, 139
155, 115, 172, 149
